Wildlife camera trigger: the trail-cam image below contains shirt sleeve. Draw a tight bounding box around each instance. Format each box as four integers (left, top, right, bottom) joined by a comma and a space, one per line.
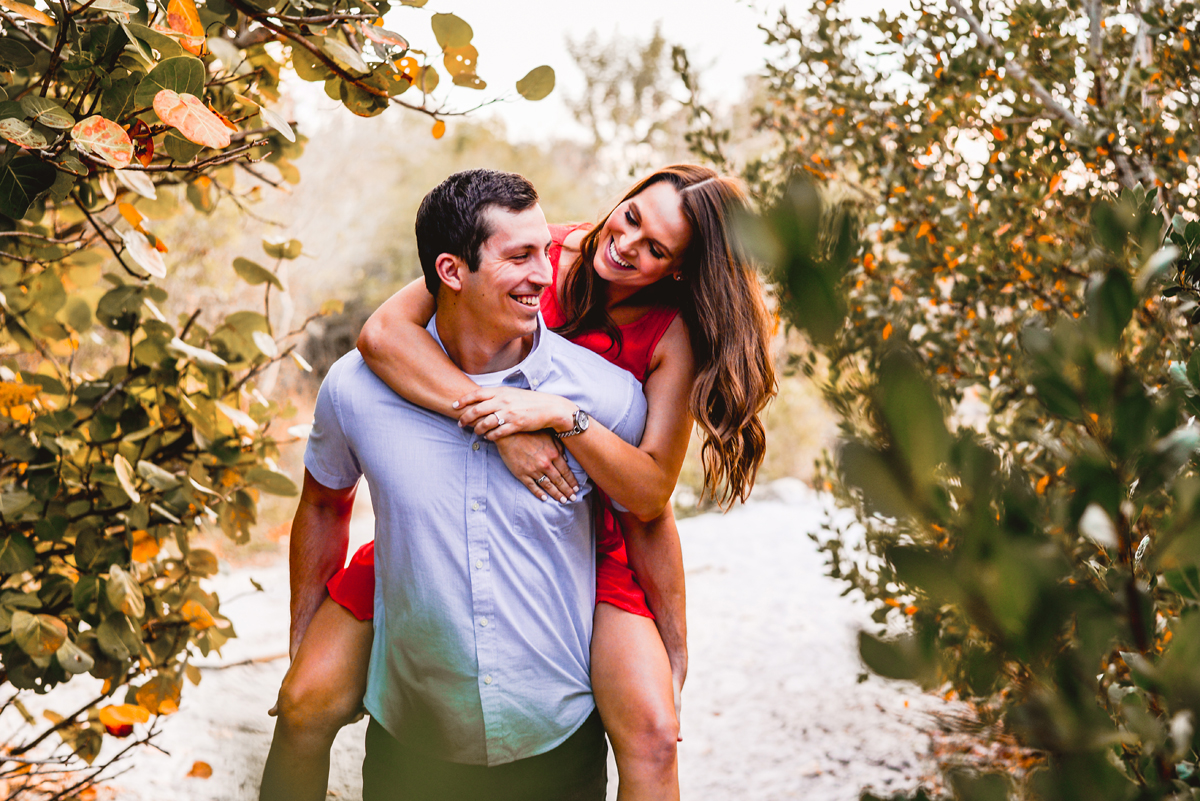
303, 360, 362, 490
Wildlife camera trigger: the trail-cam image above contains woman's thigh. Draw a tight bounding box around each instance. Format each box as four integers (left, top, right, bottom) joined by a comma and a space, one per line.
279, 597, 374, 725
590, 602, 677, 743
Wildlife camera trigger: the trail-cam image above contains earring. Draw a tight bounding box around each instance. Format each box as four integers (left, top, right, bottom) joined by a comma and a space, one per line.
672, 273, 683, 282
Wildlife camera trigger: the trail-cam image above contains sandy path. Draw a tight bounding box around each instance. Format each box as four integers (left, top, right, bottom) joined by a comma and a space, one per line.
75, 479, 940, 800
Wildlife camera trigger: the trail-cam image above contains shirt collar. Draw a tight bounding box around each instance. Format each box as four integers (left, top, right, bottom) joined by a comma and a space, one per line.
427, 312, 553, 389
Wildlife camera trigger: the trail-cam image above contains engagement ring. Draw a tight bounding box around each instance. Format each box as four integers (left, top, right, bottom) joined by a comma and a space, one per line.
535, 475, 550, 485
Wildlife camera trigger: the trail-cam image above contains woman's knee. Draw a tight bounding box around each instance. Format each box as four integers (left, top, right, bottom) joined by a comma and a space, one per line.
608, 700, 679, 767
276, 662, 364, 734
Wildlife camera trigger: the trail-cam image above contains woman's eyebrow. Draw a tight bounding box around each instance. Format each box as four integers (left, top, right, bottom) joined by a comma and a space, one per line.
629, 201, 673, 256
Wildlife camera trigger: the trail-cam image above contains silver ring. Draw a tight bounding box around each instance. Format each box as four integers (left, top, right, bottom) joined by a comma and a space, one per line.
535, 475, 550, 485
493, 413, 505, 427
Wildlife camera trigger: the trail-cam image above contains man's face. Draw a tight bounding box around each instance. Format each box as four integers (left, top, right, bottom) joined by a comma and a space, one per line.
458, 203, 553, 343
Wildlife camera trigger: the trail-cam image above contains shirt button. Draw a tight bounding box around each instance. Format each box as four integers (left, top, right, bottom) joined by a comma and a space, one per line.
530, 378, 539, 389
472, 442, 480, 451
484, 675, 493, 685
472, 502, 480, 511
475, 559, 483, 569
479, 617, 488, 627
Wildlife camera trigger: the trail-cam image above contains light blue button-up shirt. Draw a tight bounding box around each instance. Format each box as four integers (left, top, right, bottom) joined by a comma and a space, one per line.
304, 314, 647, 766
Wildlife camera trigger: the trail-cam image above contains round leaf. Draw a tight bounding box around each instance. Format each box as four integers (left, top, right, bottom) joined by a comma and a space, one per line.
252, 330, 278, 358
431, 12, 472, 48
0, 118, 47, 149
90, 0, 139, 10
134, 56, 205, 108
257, 105, 295, 143
56, 638, 95, 675
431, 119, 445, 139
244, 466, 298, 496
167, 337, 228, 368
19, 96, 73, 129
262, 237, 301, 259
119, 226, 166, 278
442, 44, 478, 77
71, 115, 133, 169
106, 564, 146, 618
114, 167, 157, 200
0, 156, 57, 218
323, 38, 369, 75
12, 610, 67, 658
153, 90, 231, 149
0, 39, 35, 70
361, 21, 408, 50
0, 0, 54, 27
98, 704, 150, 727
516, 66, 555, 101
452, 73, 486, 90
232, 256, 282, 289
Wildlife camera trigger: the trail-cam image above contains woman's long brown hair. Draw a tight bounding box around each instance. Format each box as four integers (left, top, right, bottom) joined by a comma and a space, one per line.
556, 165, 777, 508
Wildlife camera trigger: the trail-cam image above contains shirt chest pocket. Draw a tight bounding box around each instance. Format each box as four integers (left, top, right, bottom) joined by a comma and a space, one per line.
513, 494, 589, 541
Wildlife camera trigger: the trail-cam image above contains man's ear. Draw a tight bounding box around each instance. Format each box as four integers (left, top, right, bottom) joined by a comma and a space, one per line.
435, 253, 467, 292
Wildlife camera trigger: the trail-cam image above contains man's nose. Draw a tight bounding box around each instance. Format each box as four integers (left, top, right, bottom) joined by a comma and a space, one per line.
530, 250, 553, 287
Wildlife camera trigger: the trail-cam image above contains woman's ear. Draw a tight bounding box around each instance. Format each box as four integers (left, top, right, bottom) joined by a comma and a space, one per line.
435, 253, 466, 292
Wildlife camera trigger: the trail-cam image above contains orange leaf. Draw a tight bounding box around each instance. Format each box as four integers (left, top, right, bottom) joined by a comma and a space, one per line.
1035, 475, 1050, 494
862, 252, 875, 273
180, 599, 216, 630
0, 0, 53, 26
881, 322, 893, 340
995, 223, 1012, 236
128, 119, 154, 167
71, 115, 133, 169
131, 529, 160, 562
166, 0, 203, 37
208, 105, 239, 133
890, 285, 904, 302
1048, 174, 1063, 195
187, 761, 213, 779
136, 674, 183, 715
916, 221, 932, 239
98, 704, 150, 729
431, 119, 446, 139
153, 90, 231, 149
990, 125, 1006, 141
118, 202, 143, 230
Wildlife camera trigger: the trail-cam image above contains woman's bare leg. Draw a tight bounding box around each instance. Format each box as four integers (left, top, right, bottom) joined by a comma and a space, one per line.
259, 597, 374, 801
591, 601, 680, 801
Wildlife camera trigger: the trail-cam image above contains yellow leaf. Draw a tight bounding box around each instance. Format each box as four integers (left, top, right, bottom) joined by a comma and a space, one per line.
0, 381, 38, 408
180, 599, 216, 630
0, 0, 53, 26
98, 704, 150, 728
431, 119, 446, 139
166, 0, 203, 37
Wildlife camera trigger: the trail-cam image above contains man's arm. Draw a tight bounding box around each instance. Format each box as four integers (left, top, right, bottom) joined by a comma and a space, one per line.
289, 468, 358, 658
615, 508, 687, 703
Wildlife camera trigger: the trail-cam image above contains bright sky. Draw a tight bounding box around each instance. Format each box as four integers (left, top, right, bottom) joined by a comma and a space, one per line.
379, 0, 794, 142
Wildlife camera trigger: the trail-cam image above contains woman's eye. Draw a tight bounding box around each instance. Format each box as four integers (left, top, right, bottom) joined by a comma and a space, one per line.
650, 246, 663, 259
624, 211, 636, 226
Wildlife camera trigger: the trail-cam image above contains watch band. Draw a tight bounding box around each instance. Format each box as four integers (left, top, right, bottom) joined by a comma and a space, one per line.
554, 408, 589, 438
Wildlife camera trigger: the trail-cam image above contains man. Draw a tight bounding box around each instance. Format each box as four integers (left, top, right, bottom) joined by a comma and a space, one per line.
291, 169, 647, 799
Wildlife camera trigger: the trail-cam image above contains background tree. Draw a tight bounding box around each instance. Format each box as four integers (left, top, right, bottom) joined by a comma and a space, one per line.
0, 0, 552, 793
686, 0, 1200, 796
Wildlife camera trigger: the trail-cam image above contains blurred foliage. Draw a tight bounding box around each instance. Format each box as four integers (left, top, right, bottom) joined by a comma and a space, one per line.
706, 0, 1200, 797
0, 0, 552, 790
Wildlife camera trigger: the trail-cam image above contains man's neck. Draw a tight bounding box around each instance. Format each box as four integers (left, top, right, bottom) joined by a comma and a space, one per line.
435, 309, 534, 375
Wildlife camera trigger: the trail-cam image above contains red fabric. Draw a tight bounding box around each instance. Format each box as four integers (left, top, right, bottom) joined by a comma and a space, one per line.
327, 222, 679, 622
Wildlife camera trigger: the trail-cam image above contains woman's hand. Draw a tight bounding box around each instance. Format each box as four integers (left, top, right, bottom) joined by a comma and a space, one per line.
494, 432, 581, 503
454, 387, 576, 440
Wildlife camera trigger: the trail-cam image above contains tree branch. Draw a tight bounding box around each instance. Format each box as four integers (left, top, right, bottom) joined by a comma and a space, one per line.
947, 0, 1087, 131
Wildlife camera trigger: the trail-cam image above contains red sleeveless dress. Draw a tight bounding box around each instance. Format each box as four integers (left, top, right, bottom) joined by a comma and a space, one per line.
325, 223, 678, 620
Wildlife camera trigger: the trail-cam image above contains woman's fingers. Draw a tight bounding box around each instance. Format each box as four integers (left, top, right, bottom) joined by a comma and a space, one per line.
452, 388, 495, 410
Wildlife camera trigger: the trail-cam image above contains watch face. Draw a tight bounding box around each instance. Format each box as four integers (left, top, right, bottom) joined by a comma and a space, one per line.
577, 409, 589, 432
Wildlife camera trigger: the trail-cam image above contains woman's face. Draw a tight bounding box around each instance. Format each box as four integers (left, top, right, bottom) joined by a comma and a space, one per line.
592, 181, 692, 292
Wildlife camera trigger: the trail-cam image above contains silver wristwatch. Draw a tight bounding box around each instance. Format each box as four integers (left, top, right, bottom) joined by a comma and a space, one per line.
554, 408, 590, 438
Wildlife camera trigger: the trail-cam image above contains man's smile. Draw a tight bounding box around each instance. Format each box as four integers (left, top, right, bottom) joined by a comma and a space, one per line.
510, 292, 541, 308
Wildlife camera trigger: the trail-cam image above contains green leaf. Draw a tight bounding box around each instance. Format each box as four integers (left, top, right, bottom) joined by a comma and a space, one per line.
56, 638, 95, 675
232, 257, 283, 289
134, 56, 205, 108
19, 96, 74, 129
839, 441, 912, 518
262, 237, 301, 259
0, 157, 57, 220
431, 12, 472, 48
164, 130, 203, 163
105, 564, 145, 619
0, 533, 36, 573
244, 466, 298, 496
322, 37, 368, 74
101, 73, 140, 122
1033, 374, 1083, 421
125, 22, 185, 59
858, 631, 923, 681
0, 40, 35, 70
11, 610, 67, 658
1087, 268, 1135, 348
516, 66, 555, 101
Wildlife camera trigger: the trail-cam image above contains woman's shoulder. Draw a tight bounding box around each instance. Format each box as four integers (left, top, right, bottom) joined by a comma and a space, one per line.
558, 222, 593, 251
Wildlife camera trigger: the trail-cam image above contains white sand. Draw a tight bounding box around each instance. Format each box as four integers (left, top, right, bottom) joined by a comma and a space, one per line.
30, 480, 941, 800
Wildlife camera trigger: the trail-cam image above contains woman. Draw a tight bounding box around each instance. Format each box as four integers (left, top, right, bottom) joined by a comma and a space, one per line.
261, 165, 776, 801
